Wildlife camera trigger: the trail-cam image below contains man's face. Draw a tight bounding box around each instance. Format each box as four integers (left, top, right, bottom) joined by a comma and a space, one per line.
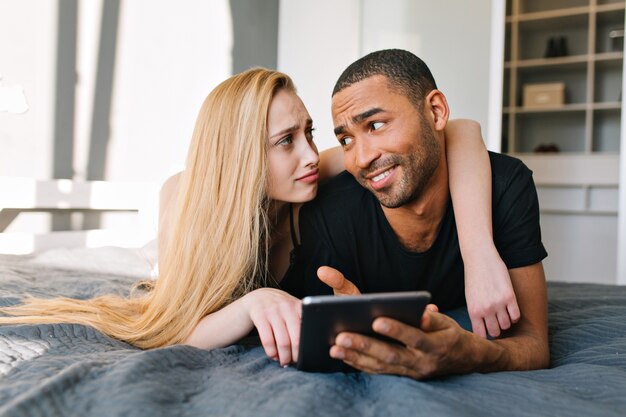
331, 75, 441, 208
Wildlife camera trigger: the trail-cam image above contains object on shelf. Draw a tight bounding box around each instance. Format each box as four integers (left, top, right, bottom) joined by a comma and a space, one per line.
523, 82, 565, 108
533, 143, 560, 153
544, 36, 568, 58
609, 28, 624, 52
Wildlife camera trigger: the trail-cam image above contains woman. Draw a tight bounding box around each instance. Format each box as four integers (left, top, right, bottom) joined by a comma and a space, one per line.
0, 68, 515, 367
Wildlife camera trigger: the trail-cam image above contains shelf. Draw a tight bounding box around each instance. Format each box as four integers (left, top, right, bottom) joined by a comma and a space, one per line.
596, 2, 626, 14
505, 52, 624, 69
503, 1, 623, 157
504, 102, 622, 114
595, 51, 625, 63
540, 209, 618, 216
506, 6, 589, 23
505, 2, 624, 22
510, 153, 620, 186
594, 102, 622, 110
504, 104, 587, 114
506, 54, 587, 68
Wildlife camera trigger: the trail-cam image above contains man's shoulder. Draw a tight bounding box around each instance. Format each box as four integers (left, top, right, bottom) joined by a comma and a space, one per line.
301, 171, 371, 220
488, 151, 533, 194
311, 171, 368, 204
488, 151, 529, 175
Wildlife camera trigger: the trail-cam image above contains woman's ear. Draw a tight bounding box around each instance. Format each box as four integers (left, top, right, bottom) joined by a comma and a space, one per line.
424, 89, 450, 132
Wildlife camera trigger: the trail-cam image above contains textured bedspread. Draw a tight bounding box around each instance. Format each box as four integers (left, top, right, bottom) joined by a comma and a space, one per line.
0, 247, 625, 417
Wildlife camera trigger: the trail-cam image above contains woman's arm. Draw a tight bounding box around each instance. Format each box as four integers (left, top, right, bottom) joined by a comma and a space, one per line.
318, 146, 345, 181
184, 288, 302, 367
445, 119, 520, 339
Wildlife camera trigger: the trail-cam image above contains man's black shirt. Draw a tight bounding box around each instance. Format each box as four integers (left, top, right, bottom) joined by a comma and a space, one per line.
281, 152, 547, 311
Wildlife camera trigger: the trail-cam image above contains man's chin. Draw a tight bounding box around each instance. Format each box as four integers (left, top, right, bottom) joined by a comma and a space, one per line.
366, 187, 403, 209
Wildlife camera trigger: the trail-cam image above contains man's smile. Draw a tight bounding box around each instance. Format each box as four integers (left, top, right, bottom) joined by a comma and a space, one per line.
365, 165, 398, 191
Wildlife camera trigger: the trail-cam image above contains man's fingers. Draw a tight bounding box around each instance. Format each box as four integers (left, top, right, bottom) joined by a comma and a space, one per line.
369, 317, 431, 351
420, 309, 457, 333
330, 344, 423, 379
426, 304, 439, 313
332, 332, 414, 367
317, 266, 360, 295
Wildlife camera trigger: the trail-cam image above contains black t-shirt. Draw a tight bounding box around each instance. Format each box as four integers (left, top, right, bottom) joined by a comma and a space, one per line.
281, 152, 547, 311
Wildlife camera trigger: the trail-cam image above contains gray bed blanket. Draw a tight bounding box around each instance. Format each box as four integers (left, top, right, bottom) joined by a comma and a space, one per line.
0, 248, 625, 417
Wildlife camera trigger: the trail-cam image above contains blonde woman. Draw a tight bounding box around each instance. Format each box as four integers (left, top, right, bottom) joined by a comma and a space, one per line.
0, 68, 514, 367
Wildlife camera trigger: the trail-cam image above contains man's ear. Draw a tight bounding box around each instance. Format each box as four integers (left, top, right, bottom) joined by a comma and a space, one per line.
424, 89, 450, 132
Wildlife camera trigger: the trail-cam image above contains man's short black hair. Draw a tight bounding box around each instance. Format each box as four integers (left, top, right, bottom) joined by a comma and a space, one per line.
332, 49, 437, 108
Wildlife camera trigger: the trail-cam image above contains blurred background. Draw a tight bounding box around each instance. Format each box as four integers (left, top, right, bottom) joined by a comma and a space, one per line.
1, 0, 625, 285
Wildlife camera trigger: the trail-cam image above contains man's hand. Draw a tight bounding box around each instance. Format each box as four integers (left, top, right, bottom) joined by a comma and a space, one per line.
317, 266, 361, 296
329, 307, 486, 379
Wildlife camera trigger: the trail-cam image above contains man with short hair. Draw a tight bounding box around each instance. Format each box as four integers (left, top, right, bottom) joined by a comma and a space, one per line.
281, 49, 549, 379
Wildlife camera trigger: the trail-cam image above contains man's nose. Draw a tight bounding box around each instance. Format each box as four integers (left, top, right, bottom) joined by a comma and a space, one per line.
355, 138, 380, 169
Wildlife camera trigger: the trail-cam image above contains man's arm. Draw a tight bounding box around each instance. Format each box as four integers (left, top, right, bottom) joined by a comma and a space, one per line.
327, 262, 549, 379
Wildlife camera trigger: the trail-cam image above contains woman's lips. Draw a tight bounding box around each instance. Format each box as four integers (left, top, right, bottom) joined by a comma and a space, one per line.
296, 169, 319, 183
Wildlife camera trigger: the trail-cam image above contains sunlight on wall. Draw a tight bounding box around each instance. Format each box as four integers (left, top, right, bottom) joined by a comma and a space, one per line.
0, 0, 234, 237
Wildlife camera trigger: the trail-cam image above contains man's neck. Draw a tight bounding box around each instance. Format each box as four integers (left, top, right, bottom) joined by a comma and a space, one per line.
381, 156, 450, 253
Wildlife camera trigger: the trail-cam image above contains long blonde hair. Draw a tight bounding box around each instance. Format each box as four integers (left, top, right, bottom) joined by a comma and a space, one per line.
0, 68, 295, 349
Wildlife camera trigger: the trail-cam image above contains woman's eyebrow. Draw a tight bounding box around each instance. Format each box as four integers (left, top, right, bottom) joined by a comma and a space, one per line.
269, 118, 313, 139
270, 125, 298, 139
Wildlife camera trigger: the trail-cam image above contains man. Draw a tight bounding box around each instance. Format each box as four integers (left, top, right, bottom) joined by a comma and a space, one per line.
281, 49, 549, 379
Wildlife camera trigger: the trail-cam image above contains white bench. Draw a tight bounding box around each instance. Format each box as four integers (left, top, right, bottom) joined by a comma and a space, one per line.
0, 177, 160, 254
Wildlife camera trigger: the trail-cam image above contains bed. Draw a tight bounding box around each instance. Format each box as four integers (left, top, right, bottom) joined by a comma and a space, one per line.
0, 245, 625, 417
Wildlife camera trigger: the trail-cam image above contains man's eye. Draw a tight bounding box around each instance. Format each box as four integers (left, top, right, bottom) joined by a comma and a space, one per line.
305, 128, 316, 141
371, 121, 385, 131
339, 137, 353, 147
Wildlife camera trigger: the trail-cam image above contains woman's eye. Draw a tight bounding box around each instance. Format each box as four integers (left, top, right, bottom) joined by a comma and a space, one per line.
371, 121, 384, 131
339, 137, 353, 147
277, 135, 293, 146
305, 128, 316, 141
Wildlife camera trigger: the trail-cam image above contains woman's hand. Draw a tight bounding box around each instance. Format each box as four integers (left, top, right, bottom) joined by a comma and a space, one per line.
464, 243, 520, 338
241, 288, 302, 366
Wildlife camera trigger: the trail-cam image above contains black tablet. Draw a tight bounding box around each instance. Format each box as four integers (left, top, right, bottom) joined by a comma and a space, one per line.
296, 291, 431, 373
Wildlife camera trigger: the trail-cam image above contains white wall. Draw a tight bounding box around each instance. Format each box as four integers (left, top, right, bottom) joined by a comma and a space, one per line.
278, 0, 362, 151
100, 0, 233, 182
0, 0, 235, 234
0, 0, 57, 179
1, 0, 234, 184
361, 0, 495, 145
279, 0, 500, 150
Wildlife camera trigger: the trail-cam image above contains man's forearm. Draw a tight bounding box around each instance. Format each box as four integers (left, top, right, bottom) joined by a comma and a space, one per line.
459, 328, 549, 374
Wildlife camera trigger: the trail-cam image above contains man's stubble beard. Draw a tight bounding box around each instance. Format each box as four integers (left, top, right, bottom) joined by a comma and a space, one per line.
358, 120, 441, 209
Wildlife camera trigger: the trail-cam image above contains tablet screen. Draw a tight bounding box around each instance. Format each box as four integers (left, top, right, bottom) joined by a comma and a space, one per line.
296, 291, 431, 372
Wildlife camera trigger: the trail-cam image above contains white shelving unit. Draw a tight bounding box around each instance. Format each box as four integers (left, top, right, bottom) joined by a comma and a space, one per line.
501, 0, 626, 284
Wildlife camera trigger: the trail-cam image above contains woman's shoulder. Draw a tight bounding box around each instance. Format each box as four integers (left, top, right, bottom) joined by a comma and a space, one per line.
160, 172, 182, 199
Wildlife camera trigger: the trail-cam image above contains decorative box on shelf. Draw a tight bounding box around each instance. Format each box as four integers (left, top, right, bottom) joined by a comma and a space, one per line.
522, 82, 565, 109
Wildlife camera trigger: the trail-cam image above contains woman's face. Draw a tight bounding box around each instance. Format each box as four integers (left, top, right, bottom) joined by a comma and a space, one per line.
266, 89, 319, 203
